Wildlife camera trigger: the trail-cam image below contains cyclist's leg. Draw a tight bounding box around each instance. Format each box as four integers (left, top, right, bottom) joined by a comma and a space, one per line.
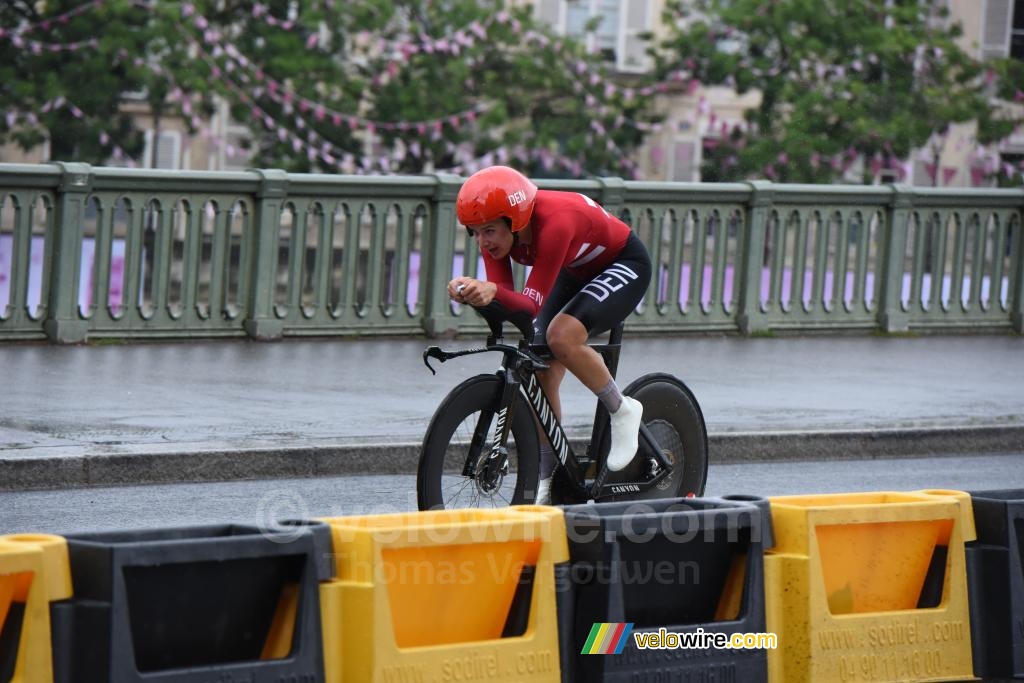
533, 270, 587, 424
531, 274, 582, 502
547, 234, 652, 471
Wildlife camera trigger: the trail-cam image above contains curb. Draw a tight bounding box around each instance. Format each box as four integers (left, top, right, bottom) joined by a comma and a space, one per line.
2, 425, 1022, 492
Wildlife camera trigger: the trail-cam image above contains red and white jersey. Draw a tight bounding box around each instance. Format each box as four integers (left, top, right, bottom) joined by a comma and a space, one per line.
483, 189, 632, 316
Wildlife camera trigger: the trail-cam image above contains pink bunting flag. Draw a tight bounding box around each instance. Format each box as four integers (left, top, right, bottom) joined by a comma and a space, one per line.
942, 167, 957, 185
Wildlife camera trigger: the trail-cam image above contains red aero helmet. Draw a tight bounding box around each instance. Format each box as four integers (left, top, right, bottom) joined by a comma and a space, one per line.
456, 166, 538, 232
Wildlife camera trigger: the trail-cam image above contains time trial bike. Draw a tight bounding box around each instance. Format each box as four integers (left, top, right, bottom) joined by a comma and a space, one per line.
416, 305, 708, 510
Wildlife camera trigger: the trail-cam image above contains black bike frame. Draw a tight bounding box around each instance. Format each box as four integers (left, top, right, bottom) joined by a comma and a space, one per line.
482, 324, 673, 501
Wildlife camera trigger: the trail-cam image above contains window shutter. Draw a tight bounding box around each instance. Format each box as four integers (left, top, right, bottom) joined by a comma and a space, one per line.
144, 129, 182, 169
672, 140, 695, 182
982, 0, 1012, 59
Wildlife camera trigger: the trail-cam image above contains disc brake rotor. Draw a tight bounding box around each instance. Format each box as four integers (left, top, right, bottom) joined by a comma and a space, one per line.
474, 441, 507, 494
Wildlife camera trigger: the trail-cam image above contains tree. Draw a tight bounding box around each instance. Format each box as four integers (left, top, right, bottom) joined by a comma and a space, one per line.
653, 0, 1021, 184
356, 1, 653, 177
2, 0, 657, 179
1, 0, 152, 162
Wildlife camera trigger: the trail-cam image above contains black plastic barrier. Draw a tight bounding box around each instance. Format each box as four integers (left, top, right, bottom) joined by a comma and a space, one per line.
50, 522, 332, 682
558, 495, 774, 683
966, 488, 1024, 680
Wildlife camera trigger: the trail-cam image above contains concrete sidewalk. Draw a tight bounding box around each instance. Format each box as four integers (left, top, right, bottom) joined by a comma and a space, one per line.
1, 333, 1022, 491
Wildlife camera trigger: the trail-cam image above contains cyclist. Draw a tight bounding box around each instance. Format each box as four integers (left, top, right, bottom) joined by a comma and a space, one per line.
448, 165, 652, 504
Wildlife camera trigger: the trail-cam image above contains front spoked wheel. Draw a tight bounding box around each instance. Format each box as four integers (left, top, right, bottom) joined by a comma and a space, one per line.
417, 374, 540, 510
600, 373, 709, 501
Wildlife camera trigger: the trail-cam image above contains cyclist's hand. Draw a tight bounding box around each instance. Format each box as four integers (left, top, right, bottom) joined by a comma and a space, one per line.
449, 278, 496, 307
448, 277, 472, 303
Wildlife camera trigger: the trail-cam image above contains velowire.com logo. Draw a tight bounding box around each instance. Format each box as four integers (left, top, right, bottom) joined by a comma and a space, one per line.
581, 623, 635, 655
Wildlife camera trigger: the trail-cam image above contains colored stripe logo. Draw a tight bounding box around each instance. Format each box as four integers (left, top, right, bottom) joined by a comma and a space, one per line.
581, 622, 634, 655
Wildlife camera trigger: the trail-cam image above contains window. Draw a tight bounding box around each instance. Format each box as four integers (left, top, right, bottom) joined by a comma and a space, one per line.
540, 0, 652, 73
1012, 0, 1024, 59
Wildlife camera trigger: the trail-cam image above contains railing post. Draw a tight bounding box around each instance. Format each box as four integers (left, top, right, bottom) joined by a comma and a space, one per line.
878, 184, 913, 333
737, 180, 773, 335
1012, 200, 1024, 334
243, 169, 288, 341
421, 173, 462, 337
43, 161, 91, 343
596, 176, 627, 220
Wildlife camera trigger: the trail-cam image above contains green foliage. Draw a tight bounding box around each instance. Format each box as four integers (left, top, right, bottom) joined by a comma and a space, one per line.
655, 0, 1022, 184
1, 0, 150, 162
2, 0, 654, 178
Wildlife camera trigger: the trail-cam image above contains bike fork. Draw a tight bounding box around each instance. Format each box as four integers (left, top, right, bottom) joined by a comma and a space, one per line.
472, 369, 520, 488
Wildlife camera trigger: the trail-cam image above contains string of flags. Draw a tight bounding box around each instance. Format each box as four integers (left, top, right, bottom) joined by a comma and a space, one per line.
2, 0, 1021, 184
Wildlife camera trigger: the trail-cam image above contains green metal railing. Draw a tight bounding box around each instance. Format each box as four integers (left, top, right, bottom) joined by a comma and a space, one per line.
0, 162, 1020, 342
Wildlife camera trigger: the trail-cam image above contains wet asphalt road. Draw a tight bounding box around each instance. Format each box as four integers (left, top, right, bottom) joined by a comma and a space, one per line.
2, 334, 1023, 460
2, 452, 1020, 535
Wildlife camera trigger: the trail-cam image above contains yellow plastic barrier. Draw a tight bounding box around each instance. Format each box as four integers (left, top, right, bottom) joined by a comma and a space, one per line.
0, 534, 73, 683
764, 490, 976, 683
319, 506, 567, 682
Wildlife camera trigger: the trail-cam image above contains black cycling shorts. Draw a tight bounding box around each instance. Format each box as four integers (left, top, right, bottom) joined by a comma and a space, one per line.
534, 232, 651, 342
